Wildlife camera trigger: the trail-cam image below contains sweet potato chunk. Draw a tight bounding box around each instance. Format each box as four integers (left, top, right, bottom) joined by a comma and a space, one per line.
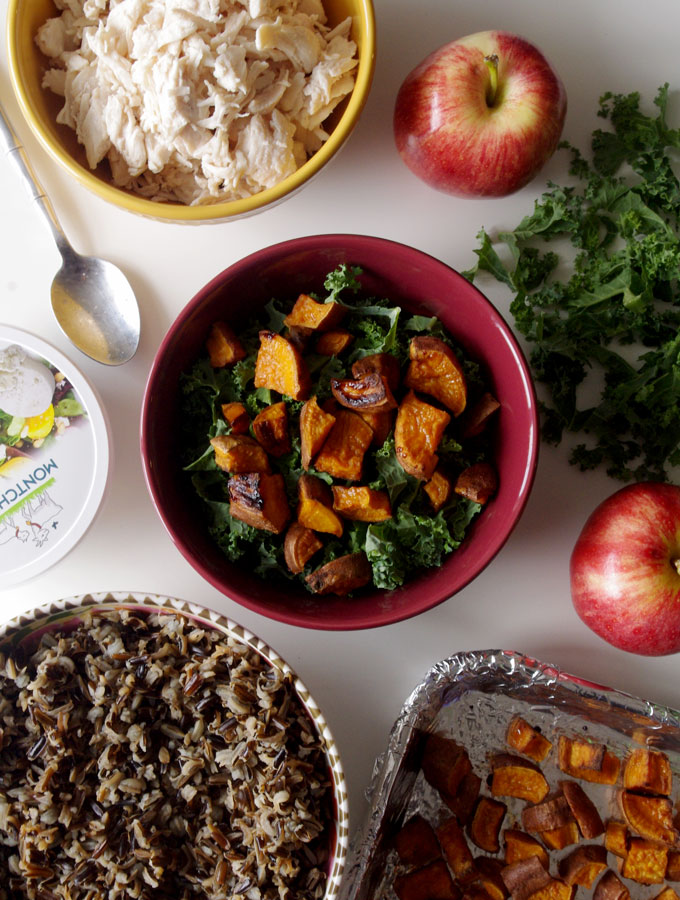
252, 402, 291, 457
394, 860, 460, 900
501, 855, 552, 900
490, 754, 549, 804
254, 330, 311, 400
623, 748, 672, 796
221, 401, 249, 435
443, 771, 482, 825
305, 552, 372, 595
506, 717, 552, 764
285, 324, 314, 352
560, 780, 604, 839
299, 396, 336, 469
462, 392, 501, 438
394, 814, 441, 869
315, 329, 354, 356
297, 474, 343, 538
593, 870, 630, 900
559, 845, 607, 887
421, 733, 472, 799
604, 821, 629, 859
424, 468, 454, 512
540, 822, 580, 851
525, 878, 574, 900
359, 409, 395, 447
331, 485, 392, 522
667, 850, 680, 881
558, 736, 620, 784
395, 390, 451, 481
436, 817, 476, 883
474, 857, 509, 900
655, 890, 680, 900
283, 522, 323, 574
314, 410, 374, 481
211, 434, 271, 474
470, 797, 507, 853
228, 473, 290, 533
503, 830, 549, 868
622, 837, 668, 884
206, 321, 246, 367
352, 352, 401, 393
522, 796, 574, 834
620, 791, 678, 844
455, 462, 498, 505
283, 293, 346, 332
404, 336, 467, 416
331, 372, 397, 412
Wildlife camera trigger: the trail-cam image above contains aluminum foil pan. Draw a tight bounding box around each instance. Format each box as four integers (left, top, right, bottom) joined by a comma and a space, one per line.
340, 649, 680, 900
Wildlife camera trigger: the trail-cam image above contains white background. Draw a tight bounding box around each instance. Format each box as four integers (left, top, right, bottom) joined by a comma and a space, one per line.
1, 0, 679, 837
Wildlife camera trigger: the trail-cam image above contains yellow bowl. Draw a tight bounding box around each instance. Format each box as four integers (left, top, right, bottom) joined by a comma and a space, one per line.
7, 0, 376, 223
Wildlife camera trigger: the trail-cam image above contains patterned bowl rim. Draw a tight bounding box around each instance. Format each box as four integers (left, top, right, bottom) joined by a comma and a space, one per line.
0, 590, 350, 898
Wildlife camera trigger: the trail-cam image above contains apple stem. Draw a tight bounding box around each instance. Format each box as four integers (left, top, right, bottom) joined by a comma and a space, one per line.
484, 54, 499, 107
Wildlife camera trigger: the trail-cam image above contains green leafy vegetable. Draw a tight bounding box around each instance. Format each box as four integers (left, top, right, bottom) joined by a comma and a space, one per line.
464, 83, 680, 483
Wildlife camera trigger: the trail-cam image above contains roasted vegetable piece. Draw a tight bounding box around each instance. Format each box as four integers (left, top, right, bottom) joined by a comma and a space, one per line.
558, 736, 620, 784
604, 820, 629, 858
211, 434, 271, 474
470, 796, 507, 853
620, 791, 678, 844
559, 845, 607, 888
252, 402, 291, 457
655, 890, 680, 900
314, 329, 354, 356
284, 293, 347, 332
285, 324, 314, 352
283, 522, 323, 574
455, 462, 498, 504
667, 850, 680, 881
254, 330, 311, 400
299, 396, 336, 469
424, 468, 454, 512
297, 474, 344, 537
394, 859, 460, 900
560, 780, 604, 839
541, 822, 580, 851
206, 321, 246, 367
314, 409, 374, 481
490, 754, 549, 803
421, 733, 472, 799
506, 717, 552, 763
521, 795, 574, 834
331, 485, 392, 522
351, 352, 401, 392
436, 816, 476, 883
501, 855, 552, 900
358, 409, 395, 447
331, 372, 397, 412
395, 390, 451, 480
593, 870, 630, 900
305, 552, 372, 595
462, 392, 501, 438
623, 748, 672, 796
228, 473, 290, 533
404, 336, 467, 415
503, 829, 549, 868
621, 837, 668, 884
475, 857, 509, 900
221, 401, 250, 434
525, 878, 574, 900
443, 770, 482, 825
394, 814, 442, 869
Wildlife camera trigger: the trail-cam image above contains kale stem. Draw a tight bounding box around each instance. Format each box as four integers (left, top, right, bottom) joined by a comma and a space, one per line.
484, 55, 499, 107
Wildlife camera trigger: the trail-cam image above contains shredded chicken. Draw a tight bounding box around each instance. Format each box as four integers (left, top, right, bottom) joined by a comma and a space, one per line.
36, 0, 358, 204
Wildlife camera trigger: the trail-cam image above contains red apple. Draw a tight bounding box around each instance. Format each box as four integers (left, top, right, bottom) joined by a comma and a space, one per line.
393, 31, 567, 197
570, 482, 680, 656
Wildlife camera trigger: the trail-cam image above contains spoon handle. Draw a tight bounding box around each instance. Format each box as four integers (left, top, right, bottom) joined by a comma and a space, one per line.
0, 101, 70, 255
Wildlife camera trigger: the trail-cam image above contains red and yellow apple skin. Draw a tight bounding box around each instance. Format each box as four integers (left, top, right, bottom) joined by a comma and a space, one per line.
393, 31, 567, 197
570, 482, 680, 656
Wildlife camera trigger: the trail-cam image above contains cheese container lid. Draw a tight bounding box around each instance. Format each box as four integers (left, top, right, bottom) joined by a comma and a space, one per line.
0, 327, 110, 585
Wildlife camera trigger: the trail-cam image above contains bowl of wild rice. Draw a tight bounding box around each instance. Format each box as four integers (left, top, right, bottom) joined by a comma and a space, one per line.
0, 591, 348, 900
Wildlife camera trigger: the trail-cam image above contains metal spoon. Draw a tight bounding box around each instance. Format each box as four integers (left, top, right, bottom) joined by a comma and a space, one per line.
0, 103, 141, 365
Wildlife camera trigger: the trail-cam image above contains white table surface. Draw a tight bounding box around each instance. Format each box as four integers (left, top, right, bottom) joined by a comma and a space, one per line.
1, 0, 679, 840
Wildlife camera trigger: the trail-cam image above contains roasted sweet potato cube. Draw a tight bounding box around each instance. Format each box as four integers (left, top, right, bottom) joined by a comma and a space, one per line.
667, 850, 680, 881
285, 324, 314, 352
252, 402, 291, 457
620, 791, 678, 845
475, 858, 509, 900
443, 771, 482, 825
283, 522, 323, 574
604, 821, 629, 859
314, 409, 375, 481
394, 860, 460, 900
501, 856, 552, 900
314, 329, 354, 356
654, 890, 680, 900
305, 552, 372, 595
455, 462, 498, 505
206, 321, 246, 367
421, 733, 472, 799
506, 717, 552, 763
593, 870, 630, 900
522, 796, 574, 834
221, 401, 249, 434
503, 830, 549, 869
228, 473, 290, 534
462, 392, 501, 438
394, 814, 441, 869
424, 468, 454, 512
470, 797, 507, 853
623, 748, 672, 796
559, 845, 607, 887
358, 409, 395, 447
540, 822, 579, 851
283, 293, 347, 332
622, 837, 668, 884
527, 879, 575, 900
299, 396, 336, 469
560, 780, 604, 839
254, 330, 311, 400
405, 336, 467, 416
395, 390, 451, 481
437, 817, 476, 883
558, 736, 620, 784
211, 434, 271, 474
297, 474, 343, 537
490, 755, 549, 804
331, 372, 397, 412
352, 352, 401, 393
331, 485, 392, 522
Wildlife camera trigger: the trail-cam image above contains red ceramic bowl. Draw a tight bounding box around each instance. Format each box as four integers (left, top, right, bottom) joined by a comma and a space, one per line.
141, 235, 538, 630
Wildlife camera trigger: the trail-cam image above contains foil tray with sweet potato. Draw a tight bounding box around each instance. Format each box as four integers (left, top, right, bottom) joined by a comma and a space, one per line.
340, 650, 680, 900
